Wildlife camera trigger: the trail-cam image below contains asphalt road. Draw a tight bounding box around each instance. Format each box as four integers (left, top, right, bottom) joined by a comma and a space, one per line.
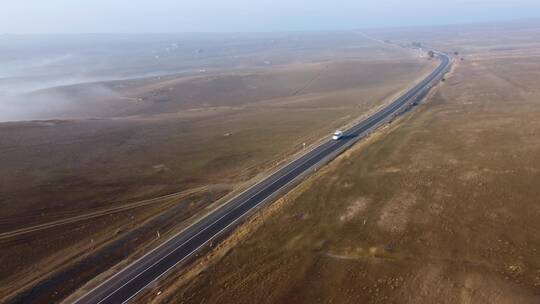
75, 52, 451, 304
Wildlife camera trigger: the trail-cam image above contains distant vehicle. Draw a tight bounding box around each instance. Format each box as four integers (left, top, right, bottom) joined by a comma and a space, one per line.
332, 130, 344, 140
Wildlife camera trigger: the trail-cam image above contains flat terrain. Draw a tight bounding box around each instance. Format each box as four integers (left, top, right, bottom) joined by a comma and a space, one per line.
155, 25, 540, 304
0, 33, 434, 302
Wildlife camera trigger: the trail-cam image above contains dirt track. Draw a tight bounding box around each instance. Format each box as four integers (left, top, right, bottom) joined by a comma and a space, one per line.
0, 187, 206, 240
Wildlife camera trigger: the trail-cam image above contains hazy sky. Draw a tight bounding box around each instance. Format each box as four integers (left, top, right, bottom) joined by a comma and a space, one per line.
2, 0, 540, 34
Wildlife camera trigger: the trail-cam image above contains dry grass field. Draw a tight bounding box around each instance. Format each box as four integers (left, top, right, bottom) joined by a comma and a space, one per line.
156, 24, 540, 304
0, 33, 434, 303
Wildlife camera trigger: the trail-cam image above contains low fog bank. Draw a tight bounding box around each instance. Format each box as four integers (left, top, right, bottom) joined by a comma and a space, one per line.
0, 31, 389, 121
0, 84, 119, 122
0, 34, 206, 96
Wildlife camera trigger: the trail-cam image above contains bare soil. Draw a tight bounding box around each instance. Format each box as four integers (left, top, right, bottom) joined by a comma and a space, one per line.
154, 25, 540, 304
0, 33, 433, 303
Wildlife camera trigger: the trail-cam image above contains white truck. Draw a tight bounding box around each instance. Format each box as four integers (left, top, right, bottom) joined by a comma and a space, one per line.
332, 130, 344, 140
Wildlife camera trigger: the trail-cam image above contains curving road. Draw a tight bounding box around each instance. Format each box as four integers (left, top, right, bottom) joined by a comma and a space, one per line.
75, 52, 451, 304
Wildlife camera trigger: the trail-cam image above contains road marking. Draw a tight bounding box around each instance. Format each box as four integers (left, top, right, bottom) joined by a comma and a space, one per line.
75, 142, 335, 303
92, 139, 339, 304
118, 142, 345, 304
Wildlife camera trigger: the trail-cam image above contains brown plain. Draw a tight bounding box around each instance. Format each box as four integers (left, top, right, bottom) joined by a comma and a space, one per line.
158, 23, 540, 304
0, 35, 434, 302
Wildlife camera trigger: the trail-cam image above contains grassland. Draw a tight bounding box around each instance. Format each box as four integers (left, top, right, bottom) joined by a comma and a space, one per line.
155, 25, 540, 304
0, 33, 435, 302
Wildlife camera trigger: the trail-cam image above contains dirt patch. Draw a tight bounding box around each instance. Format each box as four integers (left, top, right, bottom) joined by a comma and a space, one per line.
377, 192, 417, 233
339, 197, 371, 222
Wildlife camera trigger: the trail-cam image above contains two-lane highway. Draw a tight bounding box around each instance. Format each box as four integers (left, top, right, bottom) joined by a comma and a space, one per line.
75, 52, 451, 304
